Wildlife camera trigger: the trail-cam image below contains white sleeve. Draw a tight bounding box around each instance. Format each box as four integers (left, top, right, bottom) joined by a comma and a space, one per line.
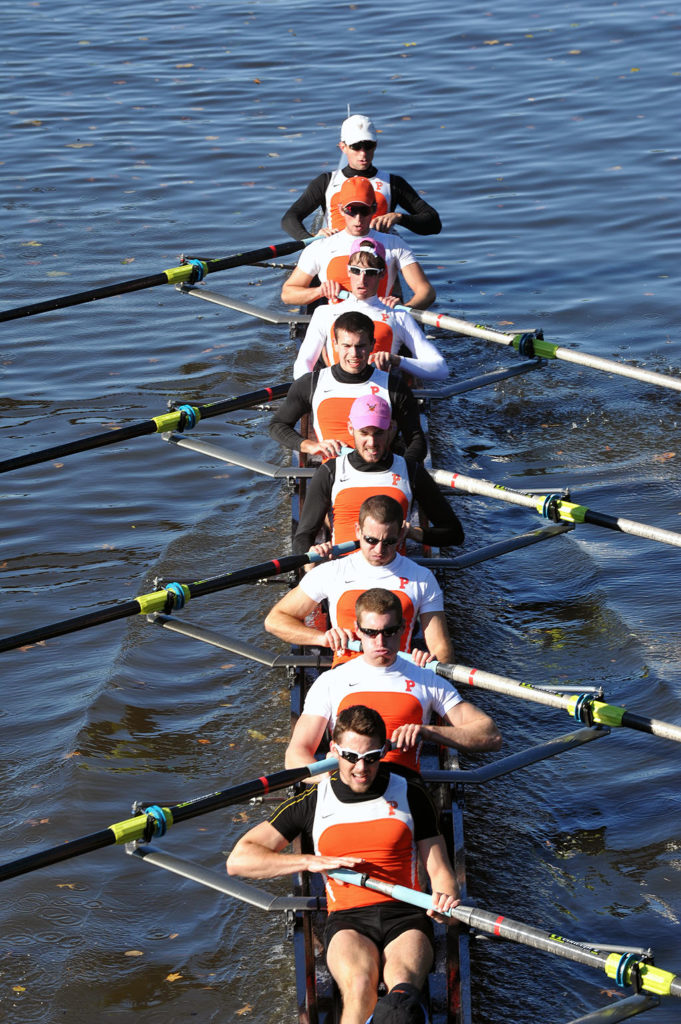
293, 308, 328, 378
301, 673, 334, 718
431, 678, 463, 717
393, 313, 448, 381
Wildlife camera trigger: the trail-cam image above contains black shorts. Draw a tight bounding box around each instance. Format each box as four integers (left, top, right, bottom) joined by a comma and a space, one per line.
324, 901, 434, 956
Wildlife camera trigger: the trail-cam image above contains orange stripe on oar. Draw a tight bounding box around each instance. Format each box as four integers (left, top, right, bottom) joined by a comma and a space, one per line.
259, 776, 270, 793
467, 668, 477, 686
494, 915, 505, 936
271, 559, 281, 573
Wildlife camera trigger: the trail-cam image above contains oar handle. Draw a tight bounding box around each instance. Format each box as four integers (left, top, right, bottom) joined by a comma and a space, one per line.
327, 870, 681, 999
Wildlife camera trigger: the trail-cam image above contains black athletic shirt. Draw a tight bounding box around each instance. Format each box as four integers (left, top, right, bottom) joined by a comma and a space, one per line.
269, 364, 427, 463
281, 168, 442, 241
292, 449, 465, 554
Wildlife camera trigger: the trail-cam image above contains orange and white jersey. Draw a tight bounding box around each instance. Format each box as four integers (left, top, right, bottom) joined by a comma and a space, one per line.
310, 365, 391, 448
324, 169, 392, 233
313, 772, 418, 911
330, 451, 411, 545
299, 549, 444, 660
293, 294, 448, 381
297, 229, 416, 298
303, 654, 462, 773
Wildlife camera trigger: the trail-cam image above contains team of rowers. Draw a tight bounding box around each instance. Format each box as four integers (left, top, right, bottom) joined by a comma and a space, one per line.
227, 115, 503, 1024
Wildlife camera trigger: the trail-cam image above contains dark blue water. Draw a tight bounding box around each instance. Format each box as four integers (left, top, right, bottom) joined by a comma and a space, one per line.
1, 2, 680, 1021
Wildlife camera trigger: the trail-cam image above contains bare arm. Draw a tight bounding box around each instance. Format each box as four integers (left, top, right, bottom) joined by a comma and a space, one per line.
227, 820, 361, 879
390, 700, 502, 756
400, 261, 436, 310
418, 834, 461, 921
420, 610, 453, 663
264, 586, 356, 651
285, 713, 329, 769
281, 267, 342, 307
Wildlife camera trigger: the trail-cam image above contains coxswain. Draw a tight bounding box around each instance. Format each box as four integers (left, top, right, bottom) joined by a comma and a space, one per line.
293, 236, 447, 381
284, 589, 502, 775
291, 394, 464, 553
280, 177, 436, 310
269, 311, 426, 461
227, 704, 459, 1024
265, 494, 452, 665
281, 113, 441, 240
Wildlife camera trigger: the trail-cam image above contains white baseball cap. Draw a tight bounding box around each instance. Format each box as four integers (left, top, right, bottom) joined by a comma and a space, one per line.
340, 114, 377, 146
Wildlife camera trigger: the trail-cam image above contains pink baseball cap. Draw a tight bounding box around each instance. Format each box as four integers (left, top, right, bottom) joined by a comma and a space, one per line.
349, 236, 386, 261
349, 394, 392, 430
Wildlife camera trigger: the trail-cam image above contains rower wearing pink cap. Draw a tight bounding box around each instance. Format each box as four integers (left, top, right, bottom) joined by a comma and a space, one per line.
281, 176, 436, 310
281, 112, 442, 241
291, 392, 464, 554
293, 235, 448, 381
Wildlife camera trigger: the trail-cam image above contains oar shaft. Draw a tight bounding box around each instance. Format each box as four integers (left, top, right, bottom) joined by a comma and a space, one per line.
0, 240, 306, 324
0, 542, 357, 654
328, 870, 681, 999
0, 601, 141, 653
432, 468, 681, 550
0, 383, 291, 477
0, 756, 339, 884
394, 299, 681, 395
0, 828, 117, 883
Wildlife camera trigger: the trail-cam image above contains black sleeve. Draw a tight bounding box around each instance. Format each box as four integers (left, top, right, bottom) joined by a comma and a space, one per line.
292, 462, 335, 553
267, 784, 319, 842
388, 374, 427, 463
410, 463, 465, 546
281, 173, 332, 240
390, 174, 442, 236
269, 375, 316, 452
406, 776, 441, 840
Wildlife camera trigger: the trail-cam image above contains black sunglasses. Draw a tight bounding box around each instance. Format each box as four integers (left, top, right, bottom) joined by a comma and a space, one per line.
357, 623, 403, 638
362, 534, 400, 547
342, 203, 376, 217
348, 140, 376, 151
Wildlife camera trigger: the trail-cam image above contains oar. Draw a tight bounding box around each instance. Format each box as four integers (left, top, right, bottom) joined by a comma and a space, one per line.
0, 756, 338, 883
0, 541, 358, 654
388, 298, 681, 395
0, 383, 291, 476
0, 238, 315, 324
403, 654, 681, 745
431, 468, 681, 550
327, 870, 681, 999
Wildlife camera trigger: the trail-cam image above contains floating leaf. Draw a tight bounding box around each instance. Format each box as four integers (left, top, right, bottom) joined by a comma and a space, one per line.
165, 972, 183, 982
248, 728, 267, 742
653, 451, 675, 462
21, 240, 42, 247
198, 738, 211, 745
125, 950, 144, 957
57, 883, 76, 889
12, 986, 26, 993
236, 1004, 253, 1015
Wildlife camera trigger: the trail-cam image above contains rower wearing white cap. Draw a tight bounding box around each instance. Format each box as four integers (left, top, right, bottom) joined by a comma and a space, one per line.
281, 113, 442, 241
292, 394, 464, 553
293, 236, 448, 381
281, 177, 436, 310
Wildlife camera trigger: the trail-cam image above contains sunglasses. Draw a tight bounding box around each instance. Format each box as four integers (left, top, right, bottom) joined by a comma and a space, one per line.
362, 534, 400, 547
357, 623, 403, 638
342, 204, 375, 217
336, 746, 384, 765
348, 140, 376, 151
349, 266, 382, 277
